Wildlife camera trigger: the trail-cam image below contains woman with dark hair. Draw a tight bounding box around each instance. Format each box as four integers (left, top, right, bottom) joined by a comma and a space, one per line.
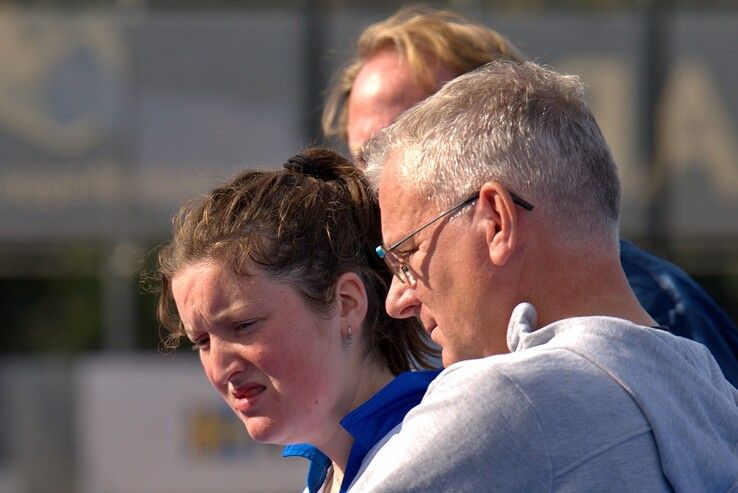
156, 148, 438, 493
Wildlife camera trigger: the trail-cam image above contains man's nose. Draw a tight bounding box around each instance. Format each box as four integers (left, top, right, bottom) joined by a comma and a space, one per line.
385, 275, 421, 319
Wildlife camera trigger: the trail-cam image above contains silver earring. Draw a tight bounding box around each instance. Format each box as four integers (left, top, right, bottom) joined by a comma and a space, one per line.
345, 325, 353, 348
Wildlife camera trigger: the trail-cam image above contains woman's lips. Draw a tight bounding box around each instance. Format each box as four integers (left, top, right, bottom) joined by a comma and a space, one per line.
231, 384, 266, 413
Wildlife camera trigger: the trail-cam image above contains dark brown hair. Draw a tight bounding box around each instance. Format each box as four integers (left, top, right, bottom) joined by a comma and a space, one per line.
156, 147, 437, 374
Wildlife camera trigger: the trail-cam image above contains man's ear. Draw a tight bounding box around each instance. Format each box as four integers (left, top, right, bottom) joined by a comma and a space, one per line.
335, 272, 369, 336
478, 181, 519, 266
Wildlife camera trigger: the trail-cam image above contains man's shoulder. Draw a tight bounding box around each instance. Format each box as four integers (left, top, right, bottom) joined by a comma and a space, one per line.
434, 336, 638, 400
427, 341, 649, 437
618, 239, 738, 387
430, 349, 573, 402
351, 355, 556, 491
350, 342, 665, 492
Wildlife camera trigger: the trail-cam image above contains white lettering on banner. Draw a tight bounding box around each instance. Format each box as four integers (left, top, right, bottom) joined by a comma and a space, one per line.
656, 57, 738, 202
0, 160, 123, 208
0, 162, 218, 210
559, 55, 738, 206
557, 56, 645, 209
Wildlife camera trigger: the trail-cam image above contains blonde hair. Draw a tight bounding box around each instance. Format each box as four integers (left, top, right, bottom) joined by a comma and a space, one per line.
322, 5, 524, 143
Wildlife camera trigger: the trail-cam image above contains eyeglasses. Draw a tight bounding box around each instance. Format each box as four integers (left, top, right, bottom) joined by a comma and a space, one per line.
375, 189, 534, 284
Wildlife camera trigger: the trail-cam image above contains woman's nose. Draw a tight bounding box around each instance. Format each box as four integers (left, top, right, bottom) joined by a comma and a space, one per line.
207, 336, 246, 389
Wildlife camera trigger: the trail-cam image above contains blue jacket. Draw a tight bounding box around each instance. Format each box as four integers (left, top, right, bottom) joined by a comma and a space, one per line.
621, 240, 738, 387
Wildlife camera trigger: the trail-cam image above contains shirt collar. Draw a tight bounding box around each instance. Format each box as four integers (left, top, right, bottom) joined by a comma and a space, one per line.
282, 369, 440, 493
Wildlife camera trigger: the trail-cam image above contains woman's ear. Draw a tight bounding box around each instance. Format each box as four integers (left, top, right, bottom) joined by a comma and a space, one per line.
478, 181, 519, 266
335, 271, 368, 336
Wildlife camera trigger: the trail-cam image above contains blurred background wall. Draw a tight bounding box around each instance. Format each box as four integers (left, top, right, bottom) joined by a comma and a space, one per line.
0, 1, 736, 491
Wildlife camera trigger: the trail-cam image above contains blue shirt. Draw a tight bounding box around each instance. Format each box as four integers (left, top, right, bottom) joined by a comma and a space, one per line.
282, 369, 441, 493
621, 239, 738, 387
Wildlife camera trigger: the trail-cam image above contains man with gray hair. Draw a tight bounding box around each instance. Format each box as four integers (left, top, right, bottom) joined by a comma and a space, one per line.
325, 5, 738, 387
349, 61, 738, 491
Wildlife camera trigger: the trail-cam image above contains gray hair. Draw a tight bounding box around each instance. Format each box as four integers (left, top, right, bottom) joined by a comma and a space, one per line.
365, 60, 621, 245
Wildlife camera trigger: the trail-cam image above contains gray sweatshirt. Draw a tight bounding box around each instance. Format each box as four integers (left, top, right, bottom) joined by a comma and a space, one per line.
349, 303, 738, 492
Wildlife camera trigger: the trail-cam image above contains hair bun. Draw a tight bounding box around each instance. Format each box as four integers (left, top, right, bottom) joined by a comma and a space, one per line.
283, 154, 334, 180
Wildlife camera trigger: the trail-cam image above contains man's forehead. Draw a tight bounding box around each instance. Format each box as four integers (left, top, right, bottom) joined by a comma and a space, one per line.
347, 49, 434, 155
377, 151, 413, 201
378, 152, 428, 241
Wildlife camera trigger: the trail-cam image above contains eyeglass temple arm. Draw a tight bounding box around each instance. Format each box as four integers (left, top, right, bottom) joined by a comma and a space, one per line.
511, 192, 534, 211
376, 190, 533, 259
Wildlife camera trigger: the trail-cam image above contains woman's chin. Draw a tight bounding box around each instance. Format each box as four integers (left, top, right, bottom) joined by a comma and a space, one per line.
242, 417, 287, 445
